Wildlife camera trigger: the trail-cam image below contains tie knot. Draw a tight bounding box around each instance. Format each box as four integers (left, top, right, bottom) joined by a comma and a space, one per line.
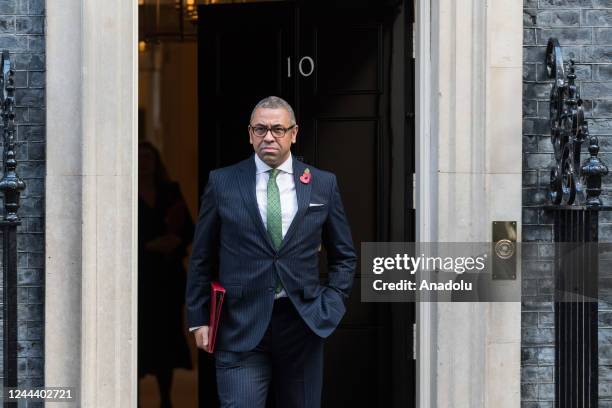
269, 168, 280, 179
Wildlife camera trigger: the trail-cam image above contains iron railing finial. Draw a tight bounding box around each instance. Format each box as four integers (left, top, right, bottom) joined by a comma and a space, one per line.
0, 50, 25, 223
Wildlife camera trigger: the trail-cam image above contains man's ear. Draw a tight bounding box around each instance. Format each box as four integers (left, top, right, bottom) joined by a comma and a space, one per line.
291, 125, 299, 143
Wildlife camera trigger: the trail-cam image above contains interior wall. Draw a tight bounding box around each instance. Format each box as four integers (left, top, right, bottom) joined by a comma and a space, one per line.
137, 39, 199, 407
139, 41, 199, 219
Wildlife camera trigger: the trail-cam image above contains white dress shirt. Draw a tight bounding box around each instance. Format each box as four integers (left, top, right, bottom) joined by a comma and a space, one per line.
190, 153, 297, 332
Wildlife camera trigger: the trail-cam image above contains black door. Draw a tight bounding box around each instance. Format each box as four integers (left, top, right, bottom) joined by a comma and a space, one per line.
198, 1, 414, 407
198, 2, 296, 184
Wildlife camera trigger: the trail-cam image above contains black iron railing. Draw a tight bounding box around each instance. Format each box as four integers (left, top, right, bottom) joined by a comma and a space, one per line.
546, 38, 608, 208
0, 50, 25, 408
551, 210, 600, 407
545, 37, 609, 408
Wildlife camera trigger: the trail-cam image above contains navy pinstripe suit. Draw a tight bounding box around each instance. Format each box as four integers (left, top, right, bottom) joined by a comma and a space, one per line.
185, 153, 356, 406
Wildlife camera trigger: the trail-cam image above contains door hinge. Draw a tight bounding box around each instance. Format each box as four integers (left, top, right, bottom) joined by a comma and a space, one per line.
412, 23, 416, 59
412, 322, 417, 360
412, 173, 416, 210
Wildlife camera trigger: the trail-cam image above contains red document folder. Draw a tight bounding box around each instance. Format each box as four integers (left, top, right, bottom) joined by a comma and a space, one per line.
208, 281, 225, 353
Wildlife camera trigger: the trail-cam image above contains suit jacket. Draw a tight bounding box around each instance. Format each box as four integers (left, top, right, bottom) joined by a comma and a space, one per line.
185, 155, 357, 352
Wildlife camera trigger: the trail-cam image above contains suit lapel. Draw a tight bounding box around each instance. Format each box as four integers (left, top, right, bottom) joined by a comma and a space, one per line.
279, 158, 311, 252
237, 157, 275, 252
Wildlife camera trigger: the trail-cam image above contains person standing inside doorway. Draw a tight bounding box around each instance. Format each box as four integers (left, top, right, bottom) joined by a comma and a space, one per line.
138, 142, 194, 408
186, 96, 356, 407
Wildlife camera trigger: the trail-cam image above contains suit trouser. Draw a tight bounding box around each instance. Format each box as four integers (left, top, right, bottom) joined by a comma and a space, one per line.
214, 297, 324, 408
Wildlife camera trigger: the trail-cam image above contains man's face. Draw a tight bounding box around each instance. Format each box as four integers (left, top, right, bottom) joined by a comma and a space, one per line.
249, 107, 297, 167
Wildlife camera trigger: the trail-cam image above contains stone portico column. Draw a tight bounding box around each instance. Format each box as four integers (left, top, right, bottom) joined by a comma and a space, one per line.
45, 0, 138, 406
416, 0, 523, 406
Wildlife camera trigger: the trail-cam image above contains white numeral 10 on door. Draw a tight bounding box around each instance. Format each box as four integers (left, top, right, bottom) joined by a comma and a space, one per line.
287, 56, 315, 78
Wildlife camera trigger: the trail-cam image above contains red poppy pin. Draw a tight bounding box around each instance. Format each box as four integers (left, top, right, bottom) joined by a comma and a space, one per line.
300, 168, 312, 184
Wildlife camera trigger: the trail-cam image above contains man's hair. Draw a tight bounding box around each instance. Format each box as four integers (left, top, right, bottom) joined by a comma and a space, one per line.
250, 96, 297, 126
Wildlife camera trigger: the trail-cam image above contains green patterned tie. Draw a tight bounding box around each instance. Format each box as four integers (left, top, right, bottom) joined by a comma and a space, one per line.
267, 168, 284, 293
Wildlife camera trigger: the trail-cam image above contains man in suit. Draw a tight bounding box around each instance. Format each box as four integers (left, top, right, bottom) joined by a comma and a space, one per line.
186, 96, 357, 407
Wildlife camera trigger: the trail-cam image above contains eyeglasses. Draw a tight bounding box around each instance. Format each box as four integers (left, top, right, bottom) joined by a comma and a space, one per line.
249, 124, 296, 139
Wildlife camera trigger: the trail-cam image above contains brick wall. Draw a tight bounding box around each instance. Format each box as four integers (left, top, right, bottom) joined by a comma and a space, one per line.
523, 1, 612, 406
0, 0, 45, 397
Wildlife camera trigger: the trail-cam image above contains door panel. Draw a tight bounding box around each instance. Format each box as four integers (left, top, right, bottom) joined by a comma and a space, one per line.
315, 95, 381, 117
322, 327, 382, 407
298, 5, 395, 406
216, 30, 285, 96
315, 26, 382, 94
316, 119, 378, 243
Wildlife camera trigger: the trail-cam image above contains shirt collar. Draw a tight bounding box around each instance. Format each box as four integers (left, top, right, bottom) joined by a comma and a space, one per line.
254, 152, 294, 175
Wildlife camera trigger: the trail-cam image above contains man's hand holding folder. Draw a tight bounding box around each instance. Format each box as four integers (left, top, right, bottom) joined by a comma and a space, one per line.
194, 326, 210, 352
193, 281, 225, 354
